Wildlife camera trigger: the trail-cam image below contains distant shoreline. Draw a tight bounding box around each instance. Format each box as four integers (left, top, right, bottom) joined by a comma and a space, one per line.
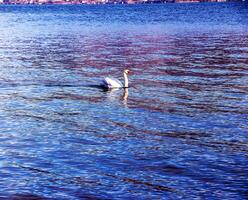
0, 0, 245, 5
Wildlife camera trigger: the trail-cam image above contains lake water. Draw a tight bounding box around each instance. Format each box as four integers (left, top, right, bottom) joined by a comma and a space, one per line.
0, 3, 248, 199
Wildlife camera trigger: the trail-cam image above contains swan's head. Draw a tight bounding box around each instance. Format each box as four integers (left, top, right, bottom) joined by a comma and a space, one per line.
124, 69, 130, 75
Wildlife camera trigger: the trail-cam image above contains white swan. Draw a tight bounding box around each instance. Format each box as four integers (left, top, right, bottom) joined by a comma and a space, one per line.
101, 69, 130, 89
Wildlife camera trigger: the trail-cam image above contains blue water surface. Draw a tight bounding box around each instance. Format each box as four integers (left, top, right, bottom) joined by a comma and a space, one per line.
0, 2, 248, 199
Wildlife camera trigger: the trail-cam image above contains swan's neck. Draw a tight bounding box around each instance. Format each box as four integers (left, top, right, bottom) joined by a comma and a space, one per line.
123, 73, 128, 88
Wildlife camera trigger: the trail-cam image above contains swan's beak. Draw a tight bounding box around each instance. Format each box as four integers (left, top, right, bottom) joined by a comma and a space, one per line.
124, 69, 131, 74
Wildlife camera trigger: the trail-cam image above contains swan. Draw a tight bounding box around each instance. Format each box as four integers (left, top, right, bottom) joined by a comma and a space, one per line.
101, 69, 130, 89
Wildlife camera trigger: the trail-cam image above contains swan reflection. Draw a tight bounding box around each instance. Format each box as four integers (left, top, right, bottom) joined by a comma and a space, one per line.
104, 87, 129, 105
122, 88, 129, 103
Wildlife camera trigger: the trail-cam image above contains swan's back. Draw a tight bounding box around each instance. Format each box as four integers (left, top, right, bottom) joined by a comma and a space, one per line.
102, 77, 123, 88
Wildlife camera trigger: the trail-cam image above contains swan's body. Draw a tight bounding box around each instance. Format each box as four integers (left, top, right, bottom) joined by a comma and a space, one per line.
101, 69, 130, 89
102, 77, 123, 88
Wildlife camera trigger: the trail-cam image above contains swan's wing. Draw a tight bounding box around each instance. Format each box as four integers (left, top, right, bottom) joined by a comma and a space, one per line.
102, 77, 123, 88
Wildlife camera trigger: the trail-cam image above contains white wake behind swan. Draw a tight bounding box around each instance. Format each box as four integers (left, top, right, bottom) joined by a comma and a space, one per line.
101, 69, 130, 89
